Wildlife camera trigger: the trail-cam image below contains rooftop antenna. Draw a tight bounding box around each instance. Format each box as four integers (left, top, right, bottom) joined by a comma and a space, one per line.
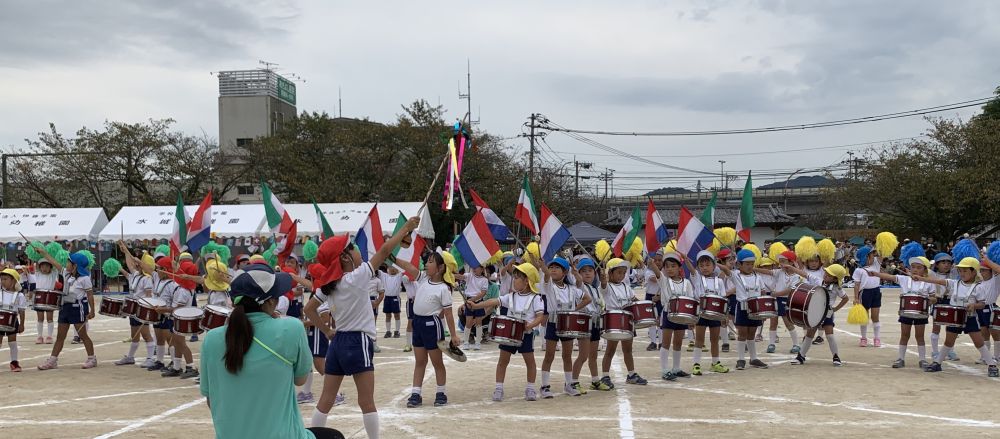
458, 59, 479, 127
338, 87, 342, 118
258, 60, 306, 82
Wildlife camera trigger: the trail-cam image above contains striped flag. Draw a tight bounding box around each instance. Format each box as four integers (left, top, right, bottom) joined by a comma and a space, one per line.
186, 191, 212, 254
392, 212, 424, 279
261, 181, 297, 264
700, 191, 717, 229
312, 198, 335, 239
355, 204, 384, 262
514, 175, 539, 234
169, 191, 189, 259
469, 188, 510, 241
736, 172, 755, 242
676, 206, 715, 263
645, 199, 669, 254
453, 210, 502, 268
539, 204, 571, 262
612, 207, 641, 257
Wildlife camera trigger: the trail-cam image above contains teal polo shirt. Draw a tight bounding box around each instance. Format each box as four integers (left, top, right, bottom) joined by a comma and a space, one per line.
200, 313, 314, 439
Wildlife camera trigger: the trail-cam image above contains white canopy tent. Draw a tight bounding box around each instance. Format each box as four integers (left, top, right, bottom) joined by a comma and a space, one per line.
0, 208, 109, 243
282, 202, 424, 237
98, 205, 267, 241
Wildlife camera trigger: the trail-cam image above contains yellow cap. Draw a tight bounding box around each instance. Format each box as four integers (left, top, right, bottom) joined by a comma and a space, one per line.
439, 251, 458, 286
179, 252, 194, 261
607, 258, 628, 271
956, 257, 981, 271
824, 264, 848, 286
513, 263, 540, 293
1, 268, 21, 284
140, 252, 155, 275
756, 256, 777, 268
909, 256, 932, 269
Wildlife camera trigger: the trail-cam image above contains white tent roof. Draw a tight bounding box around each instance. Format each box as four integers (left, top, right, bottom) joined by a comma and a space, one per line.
283, 202, 423, 237
0, 208, 109, 243
98, 205, 267, 241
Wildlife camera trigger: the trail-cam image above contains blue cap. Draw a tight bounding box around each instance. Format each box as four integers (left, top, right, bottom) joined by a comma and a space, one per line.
229, 264, 293, 305
736, 249, 756, 262
576, 258, 597, 270
933, 252, 953, 263
548, 257, 570, 271
68, 252, 90, 277
855, 246, 873, 265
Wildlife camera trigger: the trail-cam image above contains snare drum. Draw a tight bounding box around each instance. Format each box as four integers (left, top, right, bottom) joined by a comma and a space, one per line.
555, 311, 591, 338
122, 298, 139, 317
99, 296, 125, 318
699, 294, 728, 321
601, 310, 634, 340
898, 293, 930, 319
787, 284, 829, 329
0, 308, 18, 332
200, 305, 233, 331
746, 296, 778, 320
172, 307, 205, 335
134, 298, 166, 324
991, 309, 1000, 330
625, 300, 657, 329
32, 289, 62, 311
667, 296, 700, 325
933, 305, 967, 328
490, 315, 526, 347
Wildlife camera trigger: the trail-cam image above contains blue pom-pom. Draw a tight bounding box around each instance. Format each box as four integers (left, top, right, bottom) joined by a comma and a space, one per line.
951, 238, 979, 263
988, 241, 1000, 264
899, 242, 924, 268
855, 246, 873, 265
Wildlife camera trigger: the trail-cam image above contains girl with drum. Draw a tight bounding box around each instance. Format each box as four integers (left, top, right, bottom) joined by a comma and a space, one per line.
790, 264, 849, 367
0, 268, 27, 372
728, 250, 769, 370
460, 265, 489, 351
599, 258, 649, 388
157, 261, 199, 379
851, 246, 884, 348
569, 258, 606, 393
978, 255, 1000, 363
467, 262, 545, 401
916, 257, 999, 377
31, 257, 58, 344
537, 256, 591, 398
759, 251, 804, 355
147, 257, 178, 372
649, 252, 695, 380
865, 256, 936, 369
643, 252, 664, 352
114, 243, 157, 368
929, 253, 960, 362
35, 250, 97, 370
687, 250, 732, 375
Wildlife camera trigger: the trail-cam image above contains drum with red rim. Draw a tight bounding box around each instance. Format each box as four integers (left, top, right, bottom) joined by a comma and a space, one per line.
625, 300, 657, 329
991, 308, 1000, 330
787, 283, 829, 329
601, 310, 634, 340
32, 289, 62, 311
747, 296, 778, 320
555, 311, 591, 338
699, 294, 728, 321
933, 305, 967, 328
667, 296, 700, 325
200, 305, 233, 331
122, 298, 139, 317
898, 294, 930, 319
99, 296, 125, 318
490, 315, 526, 347
134, 298, 166, 324
172, 307, 204, 335
0, 309, 17, 332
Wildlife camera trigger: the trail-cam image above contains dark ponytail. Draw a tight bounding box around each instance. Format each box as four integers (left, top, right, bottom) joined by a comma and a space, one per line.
224, 299, 264, 374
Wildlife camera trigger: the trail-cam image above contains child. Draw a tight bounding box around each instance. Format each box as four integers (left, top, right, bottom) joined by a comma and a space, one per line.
34, 249, 97, 370
979, 255, 1000, 363
801, 253, 827, 346
467, 263, 545, 401
114, 242, 156, 368
791, 265, 849, 366
851, 246, 883, 347
728, 249, 768, 370
300, 295, 346, 407
716, 249, 736, 352
688, 251, 731, 375
305, 217, 418, 439
368, 273, 384, 353
759, 251, 803, 354
157, 261, 199, 379
867, 256, 936, 368
538, 257, 591, 398
600, 258, 648, 387
379, 266, 404, 339
917, 257, 999, 377
147, 257, 177, 371
31, 258, 58, 344
644, 252, 663, 351
0, 268, 27, 371
570, 258, 604, 392
650, 252, 695, 380
930, 253, 960, 361
462, 266, 489, 350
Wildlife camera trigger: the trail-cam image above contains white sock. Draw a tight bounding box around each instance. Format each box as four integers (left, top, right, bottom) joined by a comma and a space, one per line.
979, 345, 995, 365
931, 332, 940, 355
918, 345, 927, 361
496, 382, 504, 390
827, 334, 839, 355
146, 342, 155, 359
9, 341, 18, 361
173, 356, 182, 369
768, 331, 777, 344
693, 348, 702, 365
395, 319, 401, 332
527, 382, 537, 390
789, 328, 800, 345
407, 331, 413, 344
747, 341, 758, 360
897, 345, 907, 361
168, 346, 175, 357
723, 326, 730, 341
799, 337, 813, 357
436, 385, 446, 394
36, 321, 43, 336
671, 350, 682, 371
873, 322, 881, 339
993, 341, 1000, 357
310, 408, 329, 428
363, 412, 380, 439
386, 320, 391, 332
938, 346, 952, 363
563, 371, 573, 383
303, 372, 314, 394
128, 342, 139, 358
860, 325, 868, 338
541, 371, 550, 387
412, 386, 421, 395
659, 347, 669, 371
156, 346, 165, 362
736, 341, 746, 361
47, 321, 54, 337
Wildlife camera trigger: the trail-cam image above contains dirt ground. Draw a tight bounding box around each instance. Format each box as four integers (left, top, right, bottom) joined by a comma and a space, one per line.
1, 287, 998, 438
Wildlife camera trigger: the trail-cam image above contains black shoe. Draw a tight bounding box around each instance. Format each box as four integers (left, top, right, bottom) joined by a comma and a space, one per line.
146, 361, 165, 371
646, 342, 657, 351
736, 360, 746, 370
924, 362, 942, 372
393, 331, 400, 338
832, 355, 842, 367
161, 367, 181, 377
384, 331, 392, 339
406, 393, 422, 408
71, 336, 82, 344
812, 336, 824, 345
433, 392, 448, 407
721, 343, 730, 353
791, 353, 806, 365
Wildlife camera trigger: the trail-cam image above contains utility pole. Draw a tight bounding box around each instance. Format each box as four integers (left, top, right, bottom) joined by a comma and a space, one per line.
718, 160, 726, 199
574, 157, 592, 199
697, 180, 702, 204
846, 151, 855, 180
528, 113, 537, 184
458, 60, 479, 128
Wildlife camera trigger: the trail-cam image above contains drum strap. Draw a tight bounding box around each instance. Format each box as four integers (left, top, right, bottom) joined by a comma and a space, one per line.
253, 337, 292, 366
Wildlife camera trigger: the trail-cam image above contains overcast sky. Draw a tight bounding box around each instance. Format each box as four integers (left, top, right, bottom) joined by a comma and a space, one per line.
2, 1, 998, 195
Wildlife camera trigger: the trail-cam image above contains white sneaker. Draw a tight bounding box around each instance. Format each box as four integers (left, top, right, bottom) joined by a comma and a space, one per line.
140, 358, 155, 368
461, 342, 470, 350
335, 392, 347, 406
492, 388, 504, 402
564, 382, 580, 396
114, 356, 135, 366
473, 342, 481, 351
373, 344, 381, 353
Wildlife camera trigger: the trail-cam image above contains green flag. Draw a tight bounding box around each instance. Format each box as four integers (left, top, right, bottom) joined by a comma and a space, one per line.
449, 235, 465, 268
737, 172, 755, 242
611, 207, 642, 256
700, 191, 717, 229
312, 198, 335, 239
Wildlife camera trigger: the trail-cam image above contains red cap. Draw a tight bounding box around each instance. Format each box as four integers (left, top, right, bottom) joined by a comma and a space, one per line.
281, 266, 299, 299
307, 262, 326, 281
156, 256, 174, 274
315, 235, 351, 290
716, 249, 732, 260
176, 261, 198, 290
780, 250, 797, 262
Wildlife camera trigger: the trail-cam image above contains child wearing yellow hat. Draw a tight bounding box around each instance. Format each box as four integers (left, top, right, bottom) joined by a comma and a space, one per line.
790, 264, 849, 367
0, 268, 28, 371
866, 256, 936, 369
599, 258, 648, 388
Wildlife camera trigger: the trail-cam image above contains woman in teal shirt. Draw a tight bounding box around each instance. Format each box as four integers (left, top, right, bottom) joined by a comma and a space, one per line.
200, 264, 343, 439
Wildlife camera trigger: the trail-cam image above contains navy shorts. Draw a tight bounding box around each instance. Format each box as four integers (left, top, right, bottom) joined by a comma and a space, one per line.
406, 299, 415, 320
735, 306, 763, 327
129, 316, 144, 327
590, 323, 602, 342
696, 317, 721, 328
727, 296, 738, 317
412, 315, 444, 350
325, 331, 374, 376
287, 300, 303, 319
465, 300, 486, 318
545, 321, 574, 342
645, 293, 664, 315
776, 297, 789, 317
660, 313, 688, 331
383, 296, 401, 314
976, 307, 992, 327
899, 316, 929, 326
155, 318, 174, 331
499, 332, 535, 354
947, 316, 981, 335
307, 327, 330, 358
860, 288, 882, 310
821, 315, 836, 327
57, 301, 89, 325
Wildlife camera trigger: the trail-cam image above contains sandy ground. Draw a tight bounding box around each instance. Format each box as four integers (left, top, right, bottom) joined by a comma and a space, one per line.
1, 287, 998, 439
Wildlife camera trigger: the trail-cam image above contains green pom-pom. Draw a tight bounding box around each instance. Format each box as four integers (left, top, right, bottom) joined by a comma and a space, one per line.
77, 250, 96, 269
102, 258, 122, 277
54, 249, 70, 267
201, 241, 218, 257
303, 240, 319, 262
155, 244, 170, 257
25, 241, 45, 261
263, 250, 277, 267
45, 242, 63, 256
216, 244, 231, 263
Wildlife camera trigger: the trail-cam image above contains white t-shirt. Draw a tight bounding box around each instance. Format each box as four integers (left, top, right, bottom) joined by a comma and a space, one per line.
406, 272, 453, 317
463, 275, 489, 299
499, 271, 513, 296
34, 271, 59, 291
275, 296, 289, 316
155, 279, 178, 305
979, 277, 1000, 305
379, 271, 404, 297
63, 273, 93, 303
367, 277, 383, 300
657, 277, 693, 307
1, 290, 27, 310
207, 291, 230, 307
804, 269, 825, 286
732, 272, 763, 303
170, 287, 193, 310
315, 263, 378, 340
543, 281, 585, 313
775, 269, 801, 293
581, 283, 603, 317
826, 283, 848, 309
691, 273, 727, 299
128, 272, 154, 299
601, 282, 634, 311
943, 280, 984, 308
852, 267, 881, 290
499, 292, 544, 322
644, 269, 660, 296
895, 275, 936, 298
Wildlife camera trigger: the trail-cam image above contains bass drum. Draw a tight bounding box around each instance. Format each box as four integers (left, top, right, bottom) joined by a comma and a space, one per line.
787, 283, 829, 329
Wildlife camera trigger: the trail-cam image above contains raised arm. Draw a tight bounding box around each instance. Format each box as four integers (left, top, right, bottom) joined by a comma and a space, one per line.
866, 269, 897, 283
31, 242, 64, 272
369, 217, 419, 272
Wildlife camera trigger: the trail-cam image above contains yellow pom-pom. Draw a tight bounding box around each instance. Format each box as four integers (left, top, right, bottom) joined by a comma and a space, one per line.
625, 236, 643, 259
714, 227, 737, 248
768, 242, 788, 262
875, 232, 899, 258
707, 238, 722, 256
818, 239, 836, 265
662, 240, 678, 254
595, 240, 611, 262
742, 243, 762, 261
795, 236, 818, 262
847, 303, 870, 325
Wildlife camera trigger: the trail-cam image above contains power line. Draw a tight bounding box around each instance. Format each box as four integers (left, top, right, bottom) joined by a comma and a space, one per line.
546, 136, 920, 159
539, 97, 993, 137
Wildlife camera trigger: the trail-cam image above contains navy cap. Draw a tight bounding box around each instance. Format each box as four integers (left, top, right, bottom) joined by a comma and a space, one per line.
229, 263, 293, 304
